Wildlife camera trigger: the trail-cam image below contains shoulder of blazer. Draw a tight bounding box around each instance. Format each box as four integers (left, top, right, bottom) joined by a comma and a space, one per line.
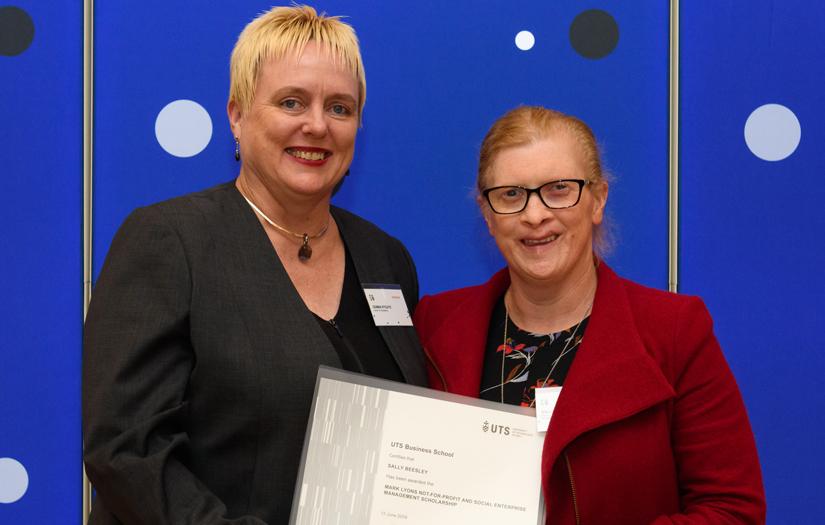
128, 181, 241, 223
330, 205, 414, 287
415, 269, 509, 344
116, 182, 264, 257
600, 265, 711, 345
330, 206, 404, 249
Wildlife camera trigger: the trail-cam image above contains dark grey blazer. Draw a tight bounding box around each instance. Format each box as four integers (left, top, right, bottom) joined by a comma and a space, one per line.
83, 182, 428, 524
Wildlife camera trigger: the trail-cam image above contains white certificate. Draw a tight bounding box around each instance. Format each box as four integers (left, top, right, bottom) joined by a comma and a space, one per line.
289, 367, 546, 525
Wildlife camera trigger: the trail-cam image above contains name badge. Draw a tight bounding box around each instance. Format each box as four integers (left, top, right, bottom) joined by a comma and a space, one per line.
534, 386, 562, 432
362, 284, 413, 326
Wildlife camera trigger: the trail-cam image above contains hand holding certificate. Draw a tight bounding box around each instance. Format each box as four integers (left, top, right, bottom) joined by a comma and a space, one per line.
290, 367, 545, 525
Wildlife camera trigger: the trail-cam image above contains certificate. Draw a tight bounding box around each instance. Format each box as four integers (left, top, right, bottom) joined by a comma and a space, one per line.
289, 367, 546, 525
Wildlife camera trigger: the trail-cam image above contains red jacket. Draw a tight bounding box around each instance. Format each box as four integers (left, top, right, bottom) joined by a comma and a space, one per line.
414, 264, 765, 524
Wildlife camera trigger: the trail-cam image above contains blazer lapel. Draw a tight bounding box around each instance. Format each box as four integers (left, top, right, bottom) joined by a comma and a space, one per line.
333, 207, 428, 386
541, 264, 675, 470
220, 186, 341, 371
423, 270, 510, 397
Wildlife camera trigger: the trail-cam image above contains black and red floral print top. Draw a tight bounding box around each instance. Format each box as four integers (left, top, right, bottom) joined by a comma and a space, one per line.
480, 296, 589, 407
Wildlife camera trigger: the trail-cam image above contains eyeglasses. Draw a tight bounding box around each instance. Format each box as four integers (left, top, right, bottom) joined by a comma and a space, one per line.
482, 179, 590, 214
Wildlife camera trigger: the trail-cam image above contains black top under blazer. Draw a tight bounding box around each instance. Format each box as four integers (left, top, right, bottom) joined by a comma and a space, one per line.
82, 182, 428, 524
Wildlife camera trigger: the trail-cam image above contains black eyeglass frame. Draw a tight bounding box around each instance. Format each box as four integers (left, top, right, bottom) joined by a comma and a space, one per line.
481, 179, 590, 214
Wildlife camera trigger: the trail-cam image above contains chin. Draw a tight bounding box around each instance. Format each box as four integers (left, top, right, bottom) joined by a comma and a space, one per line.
285, 176, 339, 196
510, 262, 563, 283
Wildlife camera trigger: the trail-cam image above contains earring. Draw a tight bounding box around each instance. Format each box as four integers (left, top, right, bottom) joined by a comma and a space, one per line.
234, 137, 240, 162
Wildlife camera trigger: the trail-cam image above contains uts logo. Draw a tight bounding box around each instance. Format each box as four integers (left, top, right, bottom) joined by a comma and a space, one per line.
482, 420, 510, 435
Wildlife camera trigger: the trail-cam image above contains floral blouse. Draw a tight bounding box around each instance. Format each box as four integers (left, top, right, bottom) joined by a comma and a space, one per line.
479, 297, 590, 407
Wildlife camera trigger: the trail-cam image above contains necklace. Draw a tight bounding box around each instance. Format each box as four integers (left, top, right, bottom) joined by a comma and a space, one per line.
500, 300, 592, 407
239, 193, 330, 262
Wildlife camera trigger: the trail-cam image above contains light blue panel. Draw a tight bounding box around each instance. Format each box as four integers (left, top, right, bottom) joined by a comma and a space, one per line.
0, 1, 82, 523
681, 2, 825, 521
93, 1, 670, 294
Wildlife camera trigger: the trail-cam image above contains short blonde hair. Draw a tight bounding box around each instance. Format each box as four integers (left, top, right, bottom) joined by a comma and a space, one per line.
228, 5, 366, 118
478, 106, 613, 254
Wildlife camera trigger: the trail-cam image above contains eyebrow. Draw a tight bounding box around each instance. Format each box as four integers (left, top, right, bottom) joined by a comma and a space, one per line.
269, 86, 357, 105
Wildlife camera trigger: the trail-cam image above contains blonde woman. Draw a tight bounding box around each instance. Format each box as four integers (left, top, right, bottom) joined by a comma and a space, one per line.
83, 6, 426, 523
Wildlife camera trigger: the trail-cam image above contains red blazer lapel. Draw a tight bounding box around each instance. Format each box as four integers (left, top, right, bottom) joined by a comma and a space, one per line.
542, 264, 676, 470
418, 264, 675, 471
418, 270, 510, 397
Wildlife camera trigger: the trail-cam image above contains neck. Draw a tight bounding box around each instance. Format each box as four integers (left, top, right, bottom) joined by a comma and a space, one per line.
506, 258, 598, 334
236, 171, 330, 235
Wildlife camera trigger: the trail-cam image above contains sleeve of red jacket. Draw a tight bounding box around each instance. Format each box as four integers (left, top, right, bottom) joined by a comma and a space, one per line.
651, 297, 766, 524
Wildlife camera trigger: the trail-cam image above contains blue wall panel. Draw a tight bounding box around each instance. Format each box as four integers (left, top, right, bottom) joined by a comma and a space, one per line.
92, 1, 670, 294
681, 2, 825, 521
17, 1, 807, 522
0, 1, 82, 522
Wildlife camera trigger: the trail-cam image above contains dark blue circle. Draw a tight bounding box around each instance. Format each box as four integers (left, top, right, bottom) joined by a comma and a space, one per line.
569, 9, 619, 60
0, 6, 35, 56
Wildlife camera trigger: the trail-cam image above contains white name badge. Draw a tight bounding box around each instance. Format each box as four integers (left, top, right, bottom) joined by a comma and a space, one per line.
534, 386, 562, 432
363, 284, 413, 326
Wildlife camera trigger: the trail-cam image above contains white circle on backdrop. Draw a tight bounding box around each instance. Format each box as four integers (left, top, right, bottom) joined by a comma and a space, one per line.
0, 458, 29, 503
744, 103, 801, 161
515, 30, 535, 51
155, 99, 213, 158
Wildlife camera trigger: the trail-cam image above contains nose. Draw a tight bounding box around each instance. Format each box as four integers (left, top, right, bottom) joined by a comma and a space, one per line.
520, 192, 553, 225
301, 105, 328, 137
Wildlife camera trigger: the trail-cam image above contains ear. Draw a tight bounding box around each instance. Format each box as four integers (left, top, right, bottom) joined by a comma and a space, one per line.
227, 100, 243, 139
590, 180, 609, 225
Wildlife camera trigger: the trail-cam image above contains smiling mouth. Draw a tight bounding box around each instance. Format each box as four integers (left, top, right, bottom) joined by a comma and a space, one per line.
286, 148, 331, 161
522, 234, 559, 246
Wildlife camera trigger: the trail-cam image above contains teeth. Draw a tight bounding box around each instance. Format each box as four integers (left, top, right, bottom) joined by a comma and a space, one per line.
524, 235, 558, 246
287, 148, 327, 161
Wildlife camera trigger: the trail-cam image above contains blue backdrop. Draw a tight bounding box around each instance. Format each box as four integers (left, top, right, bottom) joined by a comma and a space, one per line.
91, 0, 669, 293
680, 2, 825, 521
1, 1, 822, 522
0, 1, 82, 522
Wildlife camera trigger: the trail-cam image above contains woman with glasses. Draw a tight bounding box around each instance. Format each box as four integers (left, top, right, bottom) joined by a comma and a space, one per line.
414, 106, 765, 524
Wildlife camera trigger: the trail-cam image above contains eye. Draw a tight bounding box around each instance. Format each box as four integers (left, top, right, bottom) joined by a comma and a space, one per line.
545, 181, 572, 194
499, 187, 526, 201
329, 103, 352, 116
280, 98, 304, 111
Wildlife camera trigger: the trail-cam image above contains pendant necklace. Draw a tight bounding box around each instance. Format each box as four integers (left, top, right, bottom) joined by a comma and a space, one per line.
239, 192, 330, 262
